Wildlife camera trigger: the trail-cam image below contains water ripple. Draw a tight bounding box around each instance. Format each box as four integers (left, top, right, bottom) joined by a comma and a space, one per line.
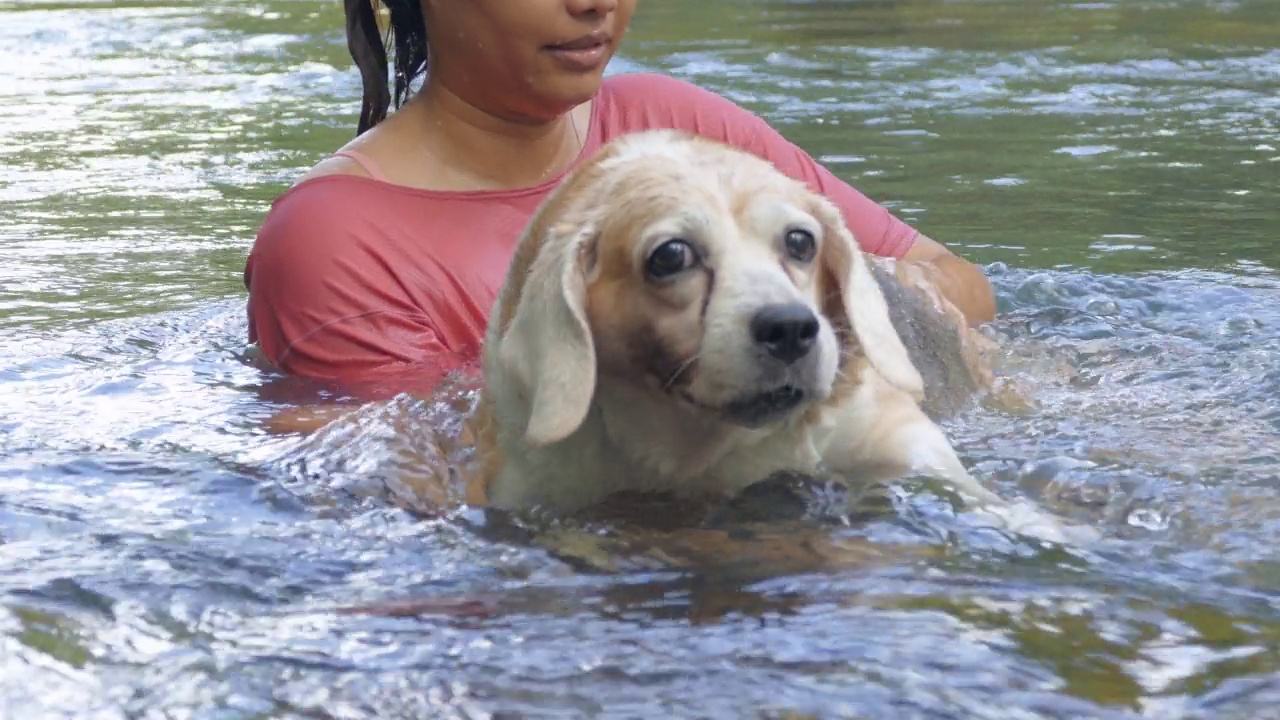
4, 0, 1280, 717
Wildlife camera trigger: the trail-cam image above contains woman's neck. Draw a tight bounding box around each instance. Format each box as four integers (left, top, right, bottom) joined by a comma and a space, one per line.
406, 80, 588, 192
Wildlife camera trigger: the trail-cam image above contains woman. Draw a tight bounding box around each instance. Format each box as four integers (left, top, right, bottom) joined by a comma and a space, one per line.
243, 0, 996, 397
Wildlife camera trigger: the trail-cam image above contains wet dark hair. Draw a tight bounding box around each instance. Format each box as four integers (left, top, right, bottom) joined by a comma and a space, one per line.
344, 0, 430, 135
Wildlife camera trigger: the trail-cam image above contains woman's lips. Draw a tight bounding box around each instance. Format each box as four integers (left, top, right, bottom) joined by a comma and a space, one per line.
545, 32, 611, 72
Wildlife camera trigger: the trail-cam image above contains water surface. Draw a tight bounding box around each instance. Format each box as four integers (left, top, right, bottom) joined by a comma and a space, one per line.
3, 0, 1280, 717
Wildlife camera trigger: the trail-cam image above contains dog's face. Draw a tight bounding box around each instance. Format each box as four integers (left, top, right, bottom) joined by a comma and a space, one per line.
583, 160, 842, 428
490, 130, 923, 447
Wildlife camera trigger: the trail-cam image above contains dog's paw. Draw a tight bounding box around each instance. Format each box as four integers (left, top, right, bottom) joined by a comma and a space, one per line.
972, 499, 1101, 547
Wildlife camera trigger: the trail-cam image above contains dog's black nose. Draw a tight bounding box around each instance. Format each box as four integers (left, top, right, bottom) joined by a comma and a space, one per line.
750, 303, 820, 364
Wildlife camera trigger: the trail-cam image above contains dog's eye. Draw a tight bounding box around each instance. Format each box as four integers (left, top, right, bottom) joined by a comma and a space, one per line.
646, 239, 697, 280
784, 229, 817, 263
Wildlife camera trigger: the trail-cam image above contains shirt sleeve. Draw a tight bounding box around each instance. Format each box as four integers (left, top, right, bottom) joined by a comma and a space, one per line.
243, 179, 466, 393
608, 73, 920, 259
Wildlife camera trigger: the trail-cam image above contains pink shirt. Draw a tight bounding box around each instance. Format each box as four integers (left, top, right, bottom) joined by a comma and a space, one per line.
243, 72, 919, 396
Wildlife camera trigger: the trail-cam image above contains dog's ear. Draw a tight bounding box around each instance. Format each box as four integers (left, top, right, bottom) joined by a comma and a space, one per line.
811, 197, 925, 399
496, 219, 600, 447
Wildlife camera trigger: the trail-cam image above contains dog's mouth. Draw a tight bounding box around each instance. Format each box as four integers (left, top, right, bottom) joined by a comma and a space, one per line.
717, 385, 809, 428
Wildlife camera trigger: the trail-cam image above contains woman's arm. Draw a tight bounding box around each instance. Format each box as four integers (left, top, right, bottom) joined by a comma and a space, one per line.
898, 232, 996, 327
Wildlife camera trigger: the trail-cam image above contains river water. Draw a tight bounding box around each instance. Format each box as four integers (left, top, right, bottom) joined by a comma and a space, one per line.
2, 0, 1279, 717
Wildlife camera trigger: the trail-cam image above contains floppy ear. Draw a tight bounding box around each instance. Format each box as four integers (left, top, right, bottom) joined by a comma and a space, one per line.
496, 221, 600, 447
811, 197, 925, 399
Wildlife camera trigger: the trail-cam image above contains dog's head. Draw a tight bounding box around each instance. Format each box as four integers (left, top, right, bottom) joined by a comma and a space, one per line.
488, 129, 923, 447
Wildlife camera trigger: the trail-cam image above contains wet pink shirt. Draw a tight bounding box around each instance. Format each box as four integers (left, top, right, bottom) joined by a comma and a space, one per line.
243, 72, 919, 395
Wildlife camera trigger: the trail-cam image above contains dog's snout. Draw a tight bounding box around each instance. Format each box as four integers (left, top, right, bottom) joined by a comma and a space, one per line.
751, 303, 820, 364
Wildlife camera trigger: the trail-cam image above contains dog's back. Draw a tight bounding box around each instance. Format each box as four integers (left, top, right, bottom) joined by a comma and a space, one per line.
868, 260, 995, 419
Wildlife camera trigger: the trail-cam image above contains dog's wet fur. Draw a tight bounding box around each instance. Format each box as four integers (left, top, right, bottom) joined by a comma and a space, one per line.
466, 129, 1089, 547
868, 261, 992, 420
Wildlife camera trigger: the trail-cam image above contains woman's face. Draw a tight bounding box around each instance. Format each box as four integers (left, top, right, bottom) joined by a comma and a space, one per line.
422, 0, 637, 122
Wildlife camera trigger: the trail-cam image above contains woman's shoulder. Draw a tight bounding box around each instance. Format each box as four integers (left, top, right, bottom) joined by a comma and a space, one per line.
252, 174, 392, 256
245, 173, 457, 312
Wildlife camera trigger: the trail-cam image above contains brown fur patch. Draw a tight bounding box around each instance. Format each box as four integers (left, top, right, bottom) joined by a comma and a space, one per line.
562, 151, 720, 394
585, 233, 708, 392
811, 223, 867, 416
462, 392, 500, 506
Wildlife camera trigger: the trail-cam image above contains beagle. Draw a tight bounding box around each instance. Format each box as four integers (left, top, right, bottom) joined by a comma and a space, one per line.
468, 129, 1084, 544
